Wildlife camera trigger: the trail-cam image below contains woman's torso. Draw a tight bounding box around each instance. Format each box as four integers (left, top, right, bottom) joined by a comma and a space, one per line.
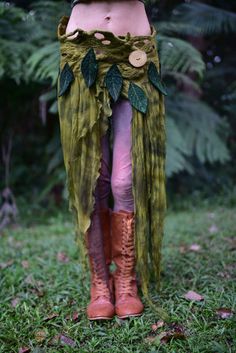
66, 0, 151, 37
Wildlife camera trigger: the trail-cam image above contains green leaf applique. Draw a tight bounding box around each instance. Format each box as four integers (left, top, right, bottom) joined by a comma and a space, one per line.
128, 82, 148, 114
81, 48, 98, 88
148, 61, 168, 96
104, 64, 123, 102
58, 63, 75, 97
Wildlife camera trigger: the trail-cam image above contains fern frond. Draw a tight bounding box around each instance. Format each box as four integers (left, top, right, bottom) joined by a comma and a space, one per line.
165, 71, 202, 94
171, 2, 236, 34
26, 42, 60, 85
166, 93, 231, 169
29, 1, 70, 42
156, 21, 201, 37
158, 34, 205, 78
165, 116, 194, 177
0, 38, 35, 83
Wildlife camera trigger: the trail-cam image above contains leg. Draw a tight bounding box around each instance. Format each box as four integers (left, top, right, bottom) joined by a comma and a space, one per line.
110, 98, 144, 318
111, 99, 134, 212
93, 131, 111, 211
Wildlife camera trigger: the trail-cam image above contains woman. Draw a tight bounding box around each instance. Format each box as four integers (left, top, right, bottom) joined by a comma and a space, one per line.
57, 0, 167, 320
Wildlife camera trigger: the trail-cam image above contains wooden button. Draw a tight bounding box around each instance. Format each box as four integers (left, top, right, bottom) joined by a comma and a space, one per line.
128, 49, 147, 67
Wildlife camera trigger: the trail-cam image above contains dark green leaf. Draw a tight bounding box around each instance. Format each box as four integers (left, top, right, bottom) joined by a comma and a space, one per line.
105, 64, 123, 102
128, 82, 148, 114
81, 48, 98, 88
58, 63, 74, 97
148, 61, 168, 96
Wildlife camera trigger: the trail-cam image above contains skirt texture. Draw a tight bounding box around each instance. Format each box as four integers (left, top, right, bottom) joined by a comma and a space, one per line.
57, 15, 167, 308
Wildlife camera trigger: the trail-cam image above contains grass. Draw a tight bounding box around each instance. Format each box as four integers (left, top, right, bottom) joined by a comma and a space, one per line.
0, 195, 235, 353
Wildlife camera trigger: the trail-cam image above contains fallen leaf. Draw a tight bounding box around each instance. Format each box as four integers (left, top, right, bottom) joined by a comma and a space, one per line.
43, 313, 59, 322
0, 259, 14, 269
158, 331, 169, 343
159, 322, 187, 343
35, 330, 47, 343
183, 290, 204, 301
152, 320, 165, 331
216, 308, 234, 319
21, 260, 29, 269
60, 334, 76, 347
151, 324, 158, 332
18, 347, 30, 353
57, 252, 69, 263
146, 322, 187, 345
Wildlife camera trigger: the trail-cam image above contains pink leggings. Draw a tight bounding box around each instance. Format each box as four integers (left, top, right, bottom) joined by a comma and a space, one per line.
93, 98, 134, 212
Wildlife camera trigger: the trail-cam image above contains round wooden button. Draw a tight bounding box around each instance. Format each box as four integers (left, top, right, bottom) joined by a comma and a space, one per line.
128, 49, 147, 67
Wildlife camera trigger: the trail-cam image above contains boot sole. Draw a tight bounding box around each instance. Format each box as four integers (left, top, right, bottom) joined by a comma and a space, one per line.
88, 316, 114, 320
117, 312, 143, 319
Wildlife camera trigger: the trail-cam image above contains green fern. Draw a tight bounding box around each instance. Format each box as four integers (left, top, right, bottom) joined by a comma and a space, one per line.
165, 92, 231, 176
171, 2, 236, 35
26, 42, 60, 85
158, 33, 206, 78
0, 3, 36, 82
165, 116, 194, 176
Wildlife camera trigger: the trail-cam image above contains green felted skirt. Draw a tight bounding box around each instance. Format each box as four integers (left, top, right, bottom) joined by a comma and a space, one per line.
57, 15, 168, 316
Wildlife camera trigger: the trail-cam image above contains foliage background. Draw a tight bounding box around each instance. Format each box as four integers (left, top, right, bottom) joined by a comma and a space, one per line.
0, 0, 236, 210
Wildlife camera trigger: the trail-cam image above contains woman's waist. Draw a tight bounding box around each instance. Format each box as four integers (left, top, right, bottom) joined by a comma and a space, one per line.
67, 1, 150, 37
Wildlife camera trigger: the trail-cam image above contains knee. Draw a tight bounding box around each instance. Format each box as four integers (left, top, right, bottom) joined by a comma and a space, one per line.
111, 173, 133, 200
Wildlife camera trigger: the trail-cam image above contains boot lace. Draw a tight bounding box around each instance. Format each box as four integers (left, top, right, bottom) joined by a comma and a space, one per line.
91, 254, 110, 300
117, 215, 136, 296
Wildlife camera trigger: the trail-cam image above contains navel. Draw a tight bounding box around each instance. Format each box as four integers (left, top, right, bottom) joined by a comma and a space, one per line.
104, 15, 111, 21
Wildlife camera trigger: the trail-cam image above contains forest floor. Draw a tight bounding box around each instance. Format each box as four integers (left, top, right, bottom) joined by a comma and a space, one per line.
0, 195, 235, 353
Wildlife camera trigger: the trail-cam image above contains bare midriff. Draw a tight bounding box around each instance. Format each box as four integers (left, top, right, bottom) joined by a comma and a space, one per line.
66, 0, 151, 38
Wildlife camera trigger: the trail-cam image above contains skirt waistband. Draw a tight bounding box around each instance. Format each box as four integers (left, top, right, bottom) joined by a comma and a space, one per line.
57, 16, 159, 66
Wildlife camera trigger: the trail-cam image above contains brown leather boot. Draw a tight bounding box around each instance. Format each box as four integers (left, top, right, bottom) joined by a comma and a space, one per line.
98, 208, 114, 303
85, 209, 115, 320
111, 209, 144, 318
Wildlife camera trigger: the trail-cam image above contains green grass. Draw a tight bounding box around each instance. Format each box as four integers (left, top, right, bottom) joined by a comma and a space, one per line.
0, 196, 235, 353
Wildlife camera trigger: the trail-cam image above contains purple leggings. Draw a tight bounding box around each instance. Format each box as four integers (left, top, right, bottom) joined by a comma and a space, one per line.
93, 98, 134, 212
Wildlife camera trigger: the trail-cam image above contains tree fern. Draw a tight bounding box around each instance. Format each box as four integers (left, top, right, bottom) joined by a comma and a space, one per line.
26, 42, 60, 85
165, 92, 231, 175
158, 33, 205, 78
165, 116, 194, 177
171, 2, 236, 35
29, 1, 70, 43
0, 3, 36, 82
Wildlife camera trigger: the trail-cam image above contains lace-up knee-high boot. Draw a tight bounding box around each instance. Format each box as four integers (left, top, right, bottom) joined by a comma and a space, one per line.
111, 210, 144, 318
85, 209, 115, 320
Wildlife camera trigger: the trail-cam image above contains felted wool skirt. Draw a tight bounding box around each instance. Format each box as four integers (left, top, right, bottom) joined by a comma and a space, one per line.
57, 15, 167, 302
